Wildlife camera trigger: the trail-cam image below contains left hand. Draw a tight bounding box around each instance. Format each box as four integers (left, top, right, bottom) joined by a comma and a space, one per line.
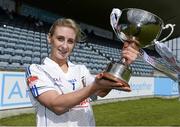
95, 72, 131, 97
122, 41, 140, 65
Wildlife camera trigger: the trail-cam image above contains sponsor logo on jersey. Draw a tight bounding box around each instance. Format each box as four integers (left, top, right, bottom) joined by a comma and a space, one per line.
68, 79, 77, 90
73, 98, 90, 109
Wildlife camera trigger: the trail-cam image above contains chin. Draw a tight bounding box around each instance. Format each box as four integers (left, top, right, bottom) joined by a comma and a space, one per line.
57, 55, 68, 61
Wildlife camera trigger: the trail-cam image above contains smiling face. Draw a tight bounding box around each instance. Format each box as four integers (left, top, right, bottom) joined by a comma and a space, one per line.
48, 26, 76, 64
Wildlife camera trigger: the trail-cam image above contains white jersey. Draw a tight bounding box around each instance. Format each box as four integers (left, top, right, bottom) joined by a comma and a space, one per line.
26, 57, 95, 127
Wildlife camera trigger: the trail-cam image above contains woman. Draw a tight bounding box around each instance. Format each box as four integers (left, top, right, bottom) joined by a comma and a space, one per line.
26, 18, 139, 126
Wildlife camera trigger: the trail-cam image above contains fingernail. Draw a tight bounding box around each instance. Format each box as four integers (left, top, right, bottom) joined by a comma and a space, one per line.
123, 42, 129, 48
96, 73, 103, 79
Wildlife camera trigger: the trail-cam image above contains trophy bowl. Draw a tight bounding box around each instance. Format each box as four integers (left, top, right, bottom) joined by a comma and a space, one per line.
102, 8, 175, 89
112, 8, 164, 48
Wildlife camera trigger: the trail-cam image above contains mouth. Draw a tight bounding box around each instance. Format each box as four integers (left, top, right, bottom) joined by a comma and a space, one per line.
58, 49, 68, 57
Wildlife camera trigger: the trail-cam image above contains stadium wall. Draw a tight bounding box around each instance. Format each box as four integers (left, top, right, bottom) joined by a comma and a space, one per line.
154, 77, 179, 96
0, 71, 31, 110
0, 71, 179, 118
98, 77, 154, 100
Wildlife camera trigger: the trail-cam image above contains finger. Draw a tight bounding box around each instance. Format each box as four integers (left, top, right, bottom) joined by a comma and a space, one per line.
96, 73, 128, 88
123, 42, 129, 48
122, 47, 139, 58
99, 79, 125, 89
96, 73, 104, 79
127, 39, 140, 48
123, 41, 140, 55
122, 52, 137, 60
122, 46, 139, 55
114, 82, 124, 87
116, 86, 131, 92
122, 54, 137, 64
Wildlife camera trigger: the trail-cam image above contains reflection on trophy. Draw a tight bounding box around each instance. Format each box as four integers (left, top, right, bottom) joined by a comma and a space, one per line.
101, 8, 179, 89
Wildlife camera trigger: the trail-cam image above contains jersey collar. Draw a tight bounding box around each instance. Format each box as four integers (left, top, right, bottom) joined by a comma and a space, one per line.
43, 57, 75, 68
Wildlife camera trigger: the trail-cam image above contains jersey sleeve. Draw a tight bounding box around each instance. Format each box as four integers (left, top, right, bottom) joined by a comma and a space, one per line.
26, 64, 57, 97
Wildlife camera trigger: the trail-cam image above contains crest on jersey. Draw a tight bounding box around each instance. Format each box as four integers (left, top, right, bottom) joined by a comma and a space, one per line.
27, 75, 39, 97
27, 76, 39, 87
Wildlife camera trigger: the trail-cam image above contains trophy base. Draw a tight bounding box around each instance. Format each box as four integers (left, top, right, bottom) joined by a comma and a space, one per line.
103, 72, 130, 90
103, 62, 132, 91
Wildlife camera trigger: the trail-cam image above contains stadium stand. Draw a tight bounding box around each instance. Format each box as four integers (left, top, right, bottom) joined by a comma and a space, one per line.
0, 6, 154, 76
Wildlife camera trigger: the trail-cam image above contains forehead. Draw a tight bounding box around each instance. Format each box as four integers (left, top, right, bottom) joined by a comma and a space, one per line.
53, 26, 76, 38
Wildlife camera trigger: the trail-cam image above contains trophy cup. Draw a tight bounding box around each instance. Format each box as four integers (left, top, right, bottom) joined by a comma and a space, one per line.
101, 8, 179, 89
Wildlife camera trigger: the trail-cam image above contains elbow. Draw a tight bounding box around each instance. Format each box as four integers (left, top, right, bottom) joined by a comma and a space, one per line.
51, 106, 69, 115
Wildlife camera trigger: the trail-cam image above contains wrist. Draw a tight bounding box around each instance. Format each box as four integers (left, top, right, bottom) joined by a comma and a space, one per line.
91, 80, 101, 92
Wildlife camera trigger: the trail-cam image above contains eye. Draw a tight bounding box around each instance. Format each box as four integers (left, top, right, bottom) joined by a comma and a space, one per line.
57, 36, 65, 42
68, 39, 75, 44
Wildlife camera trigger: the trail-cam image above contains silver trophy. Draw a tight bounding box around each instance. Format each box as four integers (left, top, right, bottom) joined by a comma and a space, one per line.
102, 8, 180, 89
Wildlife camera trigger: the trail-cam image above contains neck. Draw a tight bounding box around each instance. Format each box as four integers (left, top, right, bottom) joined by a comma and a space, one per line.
50, 56, 69, 73
59, 63, 69, 73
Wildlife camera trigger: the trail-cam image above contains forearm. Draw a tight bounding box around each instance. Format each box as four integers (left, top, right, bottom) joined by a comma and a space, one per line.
37, 77, 123, 115
38, 83, 98, 115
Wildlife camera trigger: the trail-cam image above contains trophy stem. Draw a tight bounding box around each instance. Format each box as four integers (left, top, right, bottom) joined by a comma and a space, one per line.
103, 62, 132, 88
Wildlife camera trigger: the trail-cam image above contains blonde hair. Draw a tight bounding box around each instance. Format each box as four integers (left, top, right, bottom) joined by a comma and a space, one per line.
48, 18, 85, 42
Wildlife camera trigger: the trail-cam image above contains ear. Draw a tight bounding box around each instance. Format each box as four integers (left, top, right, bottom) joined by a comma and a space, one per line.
47, 33, 51, 44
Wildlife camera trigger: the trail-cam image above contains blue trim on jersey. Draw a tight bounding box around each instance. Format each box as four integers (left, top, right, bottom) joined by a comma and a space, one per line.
34, 85, 39, 96
30, 85, 39, 97
25, 66, 40, 97
25, 66, 31, 78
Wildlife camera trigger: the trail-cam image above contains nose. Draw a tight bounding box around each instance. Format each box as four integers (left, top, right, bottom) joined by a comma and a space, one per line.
61, 40, 68, 49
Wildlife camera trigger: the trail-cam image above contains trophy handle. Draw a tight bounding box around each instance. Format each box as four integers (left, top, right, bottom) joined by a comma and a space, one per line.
158, 24, 176, 42
110, 8, 122, 35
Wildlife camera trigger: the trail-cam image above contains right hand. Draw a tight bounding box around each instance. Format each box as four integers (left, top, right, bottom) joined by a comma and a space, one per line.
122, 41, 139, 65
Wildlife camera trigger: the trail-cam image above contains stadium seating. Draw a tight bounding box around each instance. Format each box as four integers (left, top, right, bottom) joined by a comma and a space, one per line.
0, 7, 154, 76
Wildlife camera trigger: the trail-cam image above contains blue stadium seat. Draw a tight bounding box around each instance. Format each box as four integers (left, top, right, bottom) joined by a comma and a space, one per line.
0, 40, 7, 47
32, 57, 40, 64
0, 46, 4, 54
41, 52, 49, 58
4, 47, 14, 55
22, 56, 32, 64
33, 51, 40, 57
24, 50, 33, 57
0, 61, 9, 69
14, 49, 24, 56
11, 55, 23, 63
0, 54, 11, 62
9, 62, 22, 69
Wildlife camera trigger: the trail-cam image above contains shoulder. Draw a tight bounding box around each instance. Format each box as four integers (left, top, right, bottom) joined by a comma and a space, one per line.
27, 64, 42, 72
26, 63, 47, 77
69, 62, 90, 75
